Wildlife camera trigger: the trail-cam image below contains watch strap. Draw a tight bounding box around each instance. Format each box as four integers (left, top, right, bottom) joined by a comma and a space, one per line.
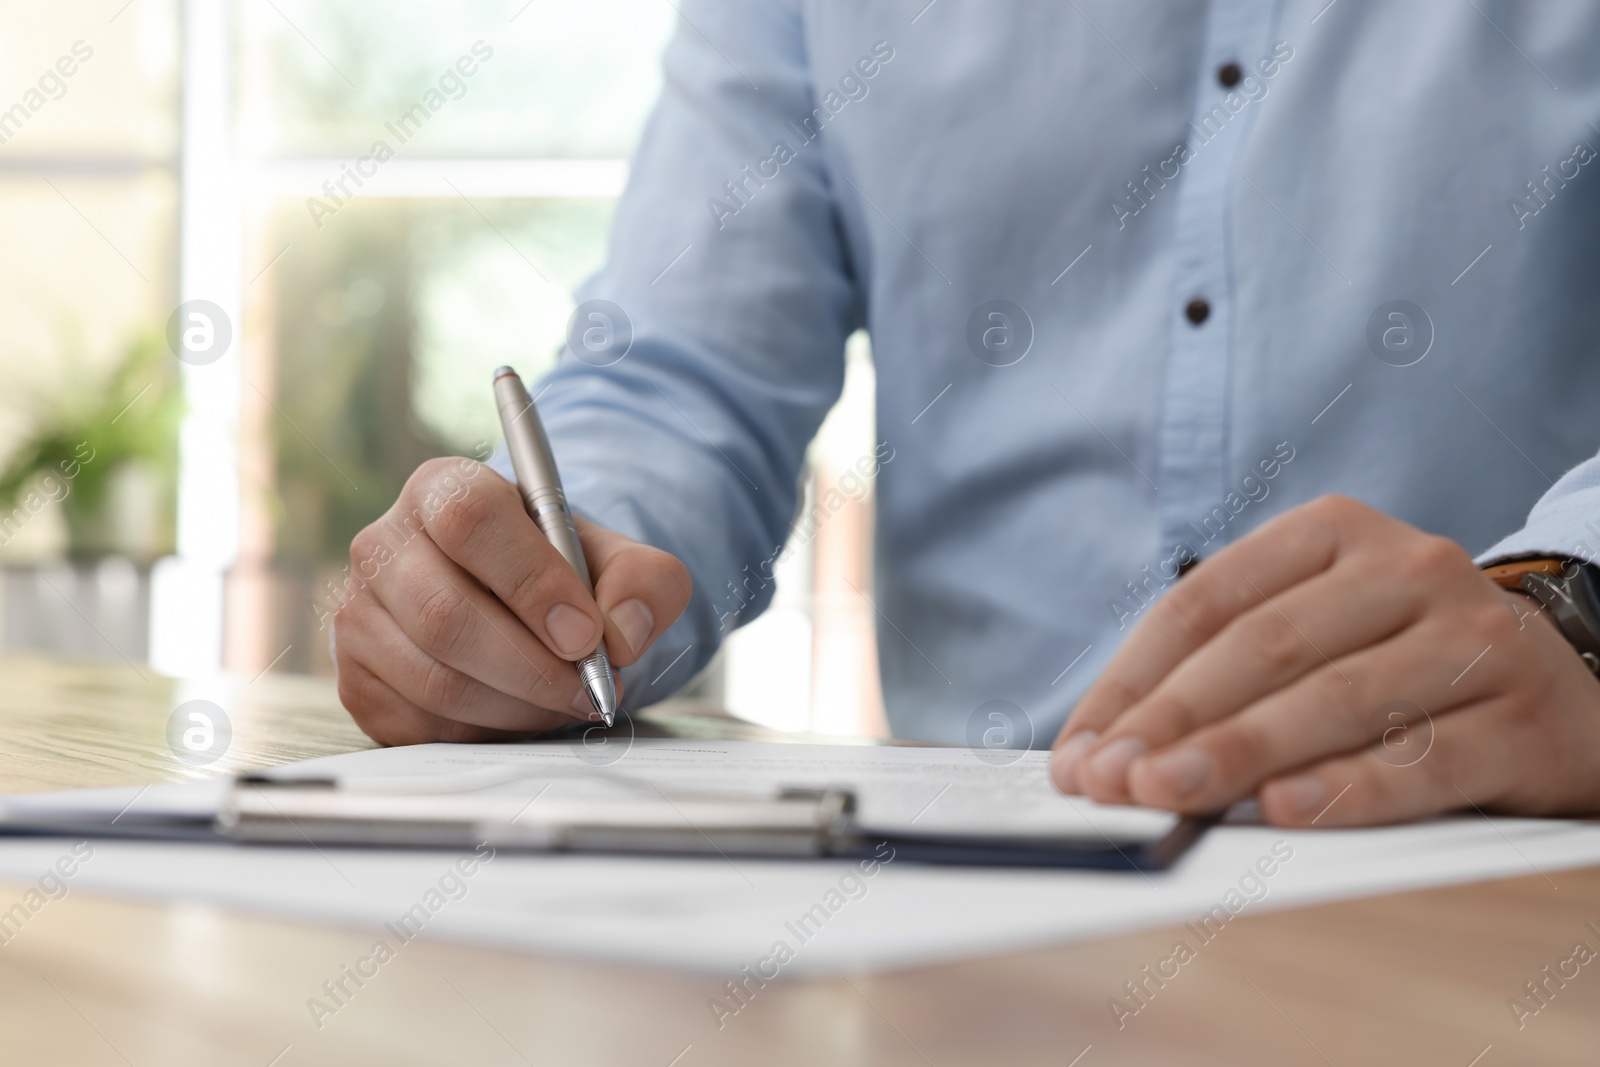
1482, 557, 1600, 674
1481, 556, 1573, 591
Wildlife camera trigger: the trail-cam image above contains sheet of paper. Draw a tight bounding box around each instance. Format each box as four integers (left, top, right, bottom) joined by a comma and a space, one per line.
0, 739, 1596, 977
0, 738, 1182, 842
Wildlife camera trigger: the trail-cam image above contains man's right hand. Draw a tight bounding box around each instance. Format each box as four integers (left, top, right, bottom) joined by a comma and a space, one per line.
331, 457, 692, 745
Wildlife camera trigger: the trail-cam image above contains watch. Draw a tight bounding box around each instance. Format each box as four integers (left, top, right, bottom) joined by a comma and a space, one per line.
1483, 557, 1600, 674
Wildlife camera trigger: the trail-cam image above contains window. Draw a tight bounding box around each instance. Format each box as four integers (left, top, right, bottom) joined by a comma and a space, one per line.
1, 0, 882, 737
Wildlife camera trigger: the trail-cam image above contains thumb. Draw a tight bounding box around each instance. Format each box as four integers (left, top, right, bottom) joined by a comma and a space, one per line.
575, 516, 693, 667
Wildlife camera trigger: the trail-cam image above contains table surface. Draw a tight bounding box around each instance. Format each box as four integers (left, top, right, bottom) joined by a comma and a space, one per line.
0, 654, 1596, 1066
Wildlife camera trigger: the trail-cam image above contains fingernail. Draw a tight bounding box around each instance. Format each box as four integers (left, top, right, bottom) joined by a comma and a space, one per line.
609, 598, 655, 657
1050, 730, 1098, 792
1087, 736, 1147, 790
545, 603, 597, 657
1142, 747, 1213, 797
1273, 774, 1327, 816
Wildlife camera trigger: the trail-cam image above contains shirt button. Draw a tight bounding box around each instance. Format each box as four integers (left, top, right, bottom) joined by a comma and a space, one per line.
1185, 298, 1211, 325
1218, 61, 1242, 88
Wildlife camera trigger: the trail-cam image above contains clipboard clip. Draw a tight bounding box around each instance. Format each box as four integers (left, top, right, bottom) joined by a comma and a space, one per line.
218, 777, 858, 858
214, 776, 1207, 869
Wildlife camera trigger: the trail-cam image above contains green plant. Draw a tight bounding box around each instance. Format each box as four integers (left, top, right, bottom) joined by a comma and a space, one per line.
0, 334, 184, 558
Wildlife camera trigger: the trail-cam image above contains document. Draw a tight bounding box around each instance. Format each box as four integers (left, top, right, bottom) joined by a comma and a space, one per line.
0, 739, 1597, 976
247, 736, 1184, 840
0, 738, 1183, 849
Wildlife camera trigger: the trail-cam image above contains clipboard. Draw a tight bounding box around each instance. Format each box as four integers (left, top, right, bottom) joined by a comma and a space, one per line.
0, 770, 1212, 871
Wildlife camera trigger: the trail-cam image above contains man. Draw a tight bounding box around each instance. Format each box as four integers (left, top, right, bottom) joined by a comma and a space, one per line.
332, 1, 1600, 826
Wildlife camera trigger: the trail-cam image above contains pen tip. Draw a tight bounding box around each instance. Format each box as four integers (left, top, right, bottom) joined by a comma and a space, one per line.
580, 656, 619, 728
591, 690, 618, 729
493, 365, 517, 381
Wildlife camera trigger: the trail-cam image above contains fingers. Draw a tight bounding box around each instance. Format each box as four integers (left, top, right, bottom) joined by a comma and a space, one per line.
1255, 701, 1516, 827
576, 516, 693, 666
335, 595, 583, 732
1048, 479, 1600, 824
1058, 496, 1365, 745
359, 528, 587, 717
1065, 575, 1543, 820
1051, 498, 1472, 802
1113, 615, 1483, 811
407, 458, 606, 661
336, 655, 542, 747
338, 455, 694, 743
1068, 563, 1424, 803
1255, 592, 1600, 826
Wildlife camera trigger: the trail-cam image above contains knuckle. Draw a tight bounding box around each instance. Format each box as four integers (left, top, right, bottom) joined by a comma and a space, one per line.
338, 670, 404, 745
348, 524, 385, 568
503, 554, 556, 614
1240, 611, 1306, 675
435, 717, 488, 744
1464, 601, 1513, 646
1210, 722, 1268, 779
430, 485, 495, 550
1495, 687, 1544, 730
1078, 675, 1143, 726
455, 457, 492, 482
1306, 493, 1363, 526
514, 653, 557, 698
1321, 661, 1366, 705
1413, 736, 1460, 796
409, 456, 460, 491
331, 591, 360, 631
1158, 582, 1221, 645
1139, 688, 1207, 737
414, 582, 474, 656
419, 657, 474, 712
516, 670, 553, 706
1407, 534, 1472, 578
335, 661, 366, 713
335, 660, 438, 747
1341, 766, 1400, 823
362, 705, 431, 747
369, 718, 426, 747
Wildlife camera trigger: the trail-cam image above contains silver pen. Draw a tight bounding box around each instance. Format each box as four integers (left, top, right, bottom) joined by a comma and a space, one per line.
492, 366, 619, 726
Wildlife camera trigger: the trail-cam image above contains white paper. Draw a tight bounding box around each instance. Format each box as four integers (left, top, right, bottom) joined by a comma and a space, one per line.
0, 738, 1181, 843
0, 739, 1596, 977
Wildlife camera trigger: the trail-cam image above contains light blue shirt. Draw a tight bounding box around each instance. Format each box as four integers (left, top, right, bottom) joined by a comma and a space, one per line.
535, 0, 1600, 745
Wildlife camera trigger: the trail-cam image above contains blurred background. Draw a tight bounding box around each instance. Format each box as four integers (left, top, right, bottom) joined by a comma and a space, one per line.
0, 0, 885, 737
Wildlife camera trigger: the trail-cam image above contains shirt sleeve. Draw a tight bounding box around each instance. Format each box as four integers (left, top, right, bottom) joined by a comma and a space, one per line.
530, 0, 859, 705
1477, 456, 1600, 565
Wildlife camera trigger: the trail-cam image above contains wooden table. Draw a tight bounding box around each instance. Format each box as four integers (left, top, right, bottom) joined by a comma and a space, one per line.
0, 654, 1595, 1066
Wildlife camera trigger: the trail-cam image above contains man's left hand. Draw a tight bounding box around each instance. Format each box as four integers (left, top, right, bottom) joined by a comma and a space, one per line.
1050, 495, 1600, 826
